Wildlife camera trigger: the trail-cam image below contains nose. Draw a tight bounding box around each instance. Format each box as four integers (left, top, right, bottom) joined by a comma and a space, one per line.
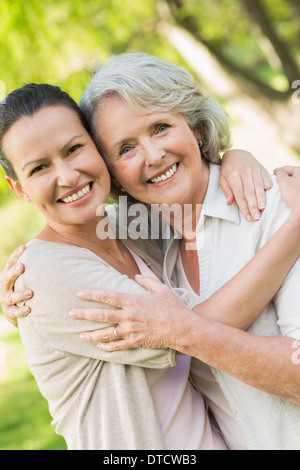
141, 139, 166, 167
55, 160, 79, 187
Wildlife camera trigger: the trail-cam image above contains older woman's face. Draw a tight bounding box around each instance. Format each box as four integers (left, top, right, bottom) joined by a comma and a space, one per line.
94, 96, 210, 208
3, 105, 111, 227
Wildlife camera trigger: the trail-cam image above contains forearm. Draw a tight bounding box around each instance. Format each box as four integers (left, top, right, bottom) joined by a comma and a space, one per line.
194, 211, 300, 329
175, 311, 300, 403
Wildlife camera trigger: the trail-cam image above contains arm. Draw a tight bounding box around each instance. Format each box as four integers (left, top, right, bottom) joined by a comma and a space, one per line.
70, 172, 300, 402
0, 150, 271, 325
15, 243, 176, 369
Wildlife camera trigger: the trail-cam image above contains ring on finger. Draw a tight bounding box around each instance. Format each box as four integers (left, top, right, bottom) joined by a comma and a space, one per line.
113, 327, 120, 340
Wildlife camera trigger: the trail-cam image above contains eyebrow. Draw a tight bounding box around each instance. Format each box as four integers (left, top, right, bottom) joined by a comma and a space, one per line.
21, 134, 84, 170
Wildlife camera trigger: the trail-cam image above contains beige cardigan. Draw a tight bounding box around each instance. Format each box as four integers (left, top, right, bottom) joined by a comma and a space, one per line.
16, 228, 176, 450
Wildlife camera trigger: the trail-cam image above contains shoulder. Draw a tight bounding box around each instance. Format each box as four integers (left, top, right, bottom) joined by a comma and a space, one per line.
15, 240, 111, 293
18, 239, 101, 274
15, 238, 153, 298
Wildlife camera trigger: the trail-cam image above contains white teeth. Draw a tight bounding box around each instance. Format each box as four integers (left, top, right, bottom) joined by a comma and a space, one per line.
150, 164, 177, 183
61, 184, 91, 204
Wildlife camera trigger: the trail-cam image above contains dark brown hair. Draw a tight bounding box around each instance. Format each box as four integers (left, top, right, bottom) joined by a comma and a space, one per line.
0, 83, 91, 180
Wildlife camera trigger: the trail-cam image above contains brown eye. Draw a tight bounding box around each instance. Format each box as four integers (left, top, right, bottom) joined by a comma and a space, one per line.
30, 164, 47, 175
68, 144, 82, 154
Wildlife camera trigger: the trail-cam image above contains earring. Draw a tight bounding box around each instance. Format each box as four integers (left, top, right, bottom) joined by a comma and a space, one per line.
23, 192, 32, 203
198, 139, 203, 148
120, 187, 126, 193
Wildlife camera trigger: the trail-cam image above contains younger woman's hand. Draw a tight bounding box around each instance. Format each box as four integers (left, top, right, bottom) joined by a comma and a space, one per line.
220, 150, 273, 222
0, 245, 32, 327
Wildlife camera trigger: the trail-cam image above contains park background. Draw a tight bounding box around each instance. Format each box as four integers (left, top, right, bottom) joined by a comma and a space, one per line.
0, 0, 299, 450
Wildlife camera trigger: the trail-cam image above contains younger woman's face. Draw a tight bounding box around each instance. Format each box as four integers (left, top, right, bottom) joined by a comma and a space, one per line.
3, 105, 111, 228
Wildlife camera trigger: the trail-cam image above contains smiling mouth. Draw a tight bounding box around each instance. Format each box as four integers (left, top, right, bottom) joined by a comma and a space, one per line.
58, 182, 93, 204
147, 163, 179, 184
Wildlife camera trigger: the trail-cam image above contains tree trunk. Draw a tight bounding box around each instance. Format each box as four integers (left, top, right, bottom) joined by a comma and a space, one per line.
240, 0, 300, 83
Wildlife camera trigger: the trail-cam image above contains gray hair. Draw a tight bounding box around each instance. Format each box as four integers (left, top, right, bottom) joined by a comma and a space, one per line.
80, 52, 232, 165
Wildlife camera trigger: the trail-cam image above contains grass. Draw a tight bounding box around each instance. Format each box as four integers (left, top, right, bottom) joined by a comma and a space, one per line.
0, 327, 67, 450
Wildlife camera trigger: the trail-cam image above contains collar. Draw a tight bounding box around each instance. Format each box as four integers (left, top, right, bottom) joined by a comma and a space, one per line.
202, 163, 241, 225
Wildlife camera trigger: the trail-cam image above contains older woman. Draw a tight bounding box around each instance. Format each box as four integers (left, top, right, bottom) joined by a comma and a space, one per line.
63, 53, 300, 449
1, 58, 300, 450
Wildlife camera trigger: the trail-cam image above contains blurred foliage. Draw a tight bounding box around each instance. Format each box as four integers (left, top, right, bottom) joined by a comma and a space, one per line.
0, 329, 66, 449
164, 0, 299, 99
0, 197, 45, 269
0, 0, 298, 204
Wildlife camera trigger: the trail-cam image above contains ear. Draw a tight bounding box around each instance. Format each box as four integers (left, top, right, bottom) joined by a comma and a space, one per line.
5, 175, 32, 202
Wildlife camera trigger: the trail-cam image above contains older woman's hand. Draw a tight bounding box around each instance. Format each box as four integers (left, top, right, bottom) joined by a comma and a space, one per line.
220, 150, 273, 222
274, 166, 300, 215
70, 276, 187, 351
0, 245, 32, 327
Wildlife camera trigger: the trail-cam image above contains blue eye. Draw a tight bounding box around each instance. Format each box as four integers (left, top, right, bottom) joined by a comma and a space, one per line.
120, 146, 131, 156
157, 124, 169, 133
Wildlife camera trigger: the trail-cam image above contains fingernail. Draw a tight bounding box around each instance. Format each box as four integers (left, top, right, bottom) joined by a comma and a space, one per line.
246, 214, 252, 222
21, 306, 30, 314
69, 311, 77, 317
259, 202, 265, 210
24, 289, 32, 298
16, 264, 23, 272
254, 212, 261, 221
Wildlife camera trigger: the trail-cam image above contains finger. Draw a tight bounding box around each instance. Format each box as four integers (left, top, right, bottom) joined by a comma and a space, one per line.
76, 289, 133, 308
80, 326, 119, 343
134, 275, 166, 293
2, 304, 31, 321
1, 263, 24, 293
252, 171, 267, 211
70, 307, 122, 324
219, 176, 234, 206
4, 245, 26, 272
97, 340, 134, 352
241, 171, 269, 221
224, 173, 253, 221
3, 288, 33, 306
275, 171, 290, 184
262, 174, 273, 190
274, 166, 295, 176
